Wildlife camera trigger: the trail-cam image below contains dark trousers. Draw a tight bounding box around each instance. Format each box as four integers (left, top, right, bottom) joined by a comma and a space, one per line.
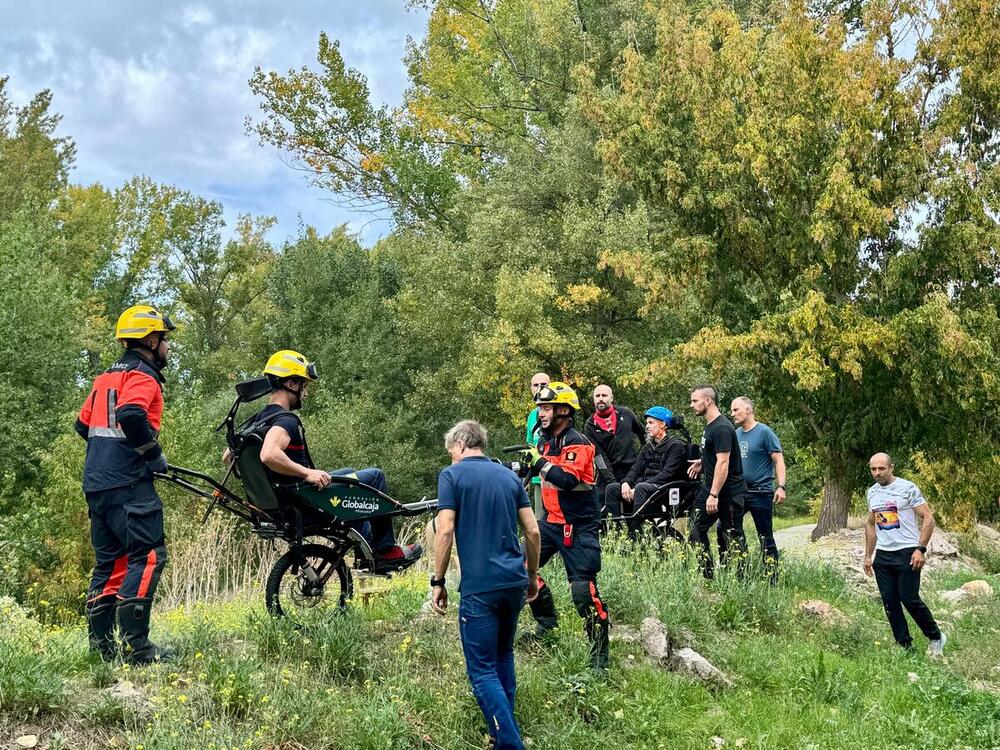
528, 521, 610, 667
330, 467, 396, 553
720, 491, 779, 581
688, 493, 747, 580
529, 521, 608, 629
459, 586, 527, 750
86, 481, 167, 603
873, 548, 941, 648
604, 481, 660, 533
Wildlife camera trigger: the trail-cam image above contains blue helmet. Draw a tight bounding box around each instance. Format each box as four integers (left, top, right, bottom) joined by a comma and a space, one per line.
643, 406, 673, 424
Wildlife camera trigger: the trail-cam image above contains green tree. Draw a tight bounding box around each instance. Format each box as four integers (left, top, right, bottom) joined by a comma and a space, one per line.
0, 77, 75, 219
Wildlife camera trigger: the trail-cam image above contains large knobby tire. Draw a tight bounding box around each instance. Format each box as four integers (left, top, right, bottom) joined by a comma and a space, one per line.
265, 543, 353, 621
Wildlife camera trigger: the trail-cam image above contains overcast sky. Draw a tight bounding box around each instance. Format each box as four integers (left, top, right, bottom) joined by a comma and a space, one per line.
0, 1, 428, 245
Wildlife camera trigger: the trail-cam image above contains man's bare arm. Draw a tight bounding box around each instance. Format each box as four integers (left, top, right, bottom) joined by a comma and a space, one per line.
433, 509, 456, 580
863, 512, 877, 576
518, 506, 540, 575
260, 426, 330, 488
914, 503, 936, 547
711, 452, 730, 496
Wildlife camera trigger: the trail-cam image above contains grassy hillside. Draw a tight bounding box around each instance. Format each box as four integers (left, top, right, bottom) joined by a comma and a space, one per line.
3, 536, 1000, 750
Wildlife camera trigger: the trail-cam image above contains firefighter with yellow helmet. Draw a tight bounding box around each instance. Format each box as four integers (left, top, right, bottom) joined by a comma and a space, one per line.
75, 305, 176, 664
247, 349, 422, 572
523, 381, 610, 671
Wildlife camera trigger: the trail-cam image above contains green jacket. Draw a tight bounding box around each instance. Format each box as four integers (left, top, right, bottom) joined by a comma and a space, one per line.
526, 407, 542, 485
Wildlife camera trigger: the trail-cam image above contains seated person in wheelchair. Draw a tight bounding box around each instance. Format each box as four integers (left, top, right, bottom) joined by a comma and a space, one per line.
248, 350, 422, 573
604, 406, 688, 525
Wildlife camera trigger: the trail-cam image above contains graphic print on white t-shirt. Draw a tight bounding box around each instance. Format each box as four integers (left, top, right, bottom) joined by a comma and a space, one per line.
867, 478, 926, 552
873, 504, 901, 531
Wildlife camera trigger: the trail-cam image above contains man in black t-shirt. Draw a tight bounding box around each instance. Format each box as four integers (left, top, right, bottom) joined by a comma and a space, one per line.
686, 385, 747, 579
243, 350, 422, 572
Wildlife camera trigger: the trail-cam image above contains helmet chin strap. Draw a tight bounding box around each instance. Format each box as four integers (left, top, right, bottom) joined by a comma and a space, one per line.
282, 381, 304, 410
548, 409, 572, 433
133, 335, 166, 369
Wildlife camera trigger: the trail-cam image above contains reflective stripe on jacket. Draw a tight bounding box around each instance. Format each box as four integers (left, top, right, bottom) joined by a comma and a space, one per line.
77, 351, 165, 492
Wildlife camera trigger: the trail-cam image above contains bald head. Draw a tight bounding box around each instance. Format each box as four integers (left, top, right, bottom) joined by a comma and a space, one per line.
530, 372, 550, 397
593, 384, 614, 411
869, 452, 895, 486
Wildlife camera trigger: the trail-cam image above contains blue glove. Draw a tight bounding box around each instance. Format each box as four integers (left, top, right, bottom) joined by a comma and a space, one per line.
146, 453, 168, 474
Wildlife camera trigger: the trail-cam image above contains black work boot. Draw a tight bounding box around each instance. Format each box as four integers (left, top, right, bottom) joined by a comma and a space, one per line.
116, 597, 174, 664
86, 596, 119, 660
521, 584, 558, 642
586, 617, 610, 671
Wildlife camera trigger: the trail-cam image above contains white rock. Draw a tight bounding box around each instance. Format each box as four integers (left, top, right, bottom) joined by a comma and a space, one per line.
940, 588, 970, 604
670, 647, 734, 688
15, 737, 38, 749
928, 534, 959, 556
639, 617, 671, 662
108, 680, 143, 700
907, 672, 920, 683
611, 624, 640, 643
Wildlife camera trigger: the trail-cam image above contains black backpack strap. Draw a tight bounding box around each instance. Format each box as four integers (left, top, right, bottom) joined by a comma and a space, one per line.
238, 408, 315, 468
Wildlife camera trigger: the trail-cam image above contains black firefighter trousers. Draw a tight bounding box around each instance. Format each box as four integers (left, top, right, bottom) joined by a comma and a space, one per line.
86, 480, 167, 606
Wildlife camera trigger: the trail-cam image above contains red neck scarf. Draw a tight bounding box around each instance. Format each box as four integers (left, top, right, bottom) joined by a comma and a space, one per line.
593, 406, 617, 433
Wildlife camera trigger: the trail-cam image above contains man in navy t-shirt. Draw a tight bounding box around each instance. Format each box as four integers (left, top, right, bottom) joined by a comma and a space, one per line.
432, 420, 540, 750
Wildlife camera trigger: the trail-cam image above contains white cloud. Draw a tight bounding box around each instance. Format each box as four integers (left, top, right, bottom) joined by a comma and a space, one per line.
182, 5, 215, 28
0, 0, 429, 245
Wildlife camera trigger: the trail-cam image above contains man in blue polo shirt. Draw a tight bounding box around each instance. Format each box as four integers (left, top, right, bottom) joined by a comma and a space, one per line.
728, 396, 786, 582
432, 420, 541, 750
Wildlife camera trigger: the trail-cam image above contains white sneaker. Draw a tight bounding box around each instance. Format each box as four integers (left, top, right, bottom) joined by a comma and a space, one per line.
926, 631, 947, 657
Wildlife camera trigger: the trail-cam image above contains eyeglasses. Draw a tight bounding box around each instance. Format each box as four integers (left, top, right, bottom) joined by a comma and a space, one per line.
531, 382, 548, 388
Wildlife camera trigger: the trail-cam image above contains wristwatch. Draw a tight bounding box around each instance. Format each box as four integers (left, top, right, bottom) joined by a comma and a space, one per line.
708, 492, 718, 499
777, 484, 786, 490
917, 545, 927, 554
430, 575, 446, 588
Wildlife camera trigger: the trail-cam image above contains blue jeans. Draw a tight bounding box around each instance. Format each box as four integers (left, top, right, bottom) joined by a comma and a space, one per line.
328, 467, 396, 553
459, 586, 527, 750
721, 491, 779, 581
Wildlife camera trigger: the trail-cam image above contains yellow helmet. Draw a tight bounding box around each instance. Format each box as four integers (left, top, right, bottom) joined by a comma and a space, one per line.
534, 381, 580, 411
115, 305, 176, 341
263, 350, 318, 381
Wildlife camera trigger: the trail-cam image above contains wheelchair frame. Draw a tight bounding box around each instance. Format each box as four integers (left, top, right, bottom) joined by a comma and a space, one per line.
601, 417, 703, 543
153, 376, 437, 617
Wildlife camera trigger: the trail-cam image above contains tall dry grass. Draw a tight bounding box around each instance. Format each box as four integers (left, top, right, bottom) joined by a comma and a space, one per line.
159, 514, 279, 610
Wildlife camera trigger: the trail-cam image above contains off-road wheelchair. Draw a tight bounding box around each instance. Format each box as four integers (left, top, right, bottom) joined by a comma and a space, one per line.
154, 376, 437, 621
600, 414, 702, 544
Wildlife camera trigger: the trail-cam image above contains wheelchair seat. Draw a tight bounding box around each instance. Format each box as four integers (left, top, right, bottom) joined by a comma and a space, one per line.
630, 479, 701, 521
234, 432, 282, 513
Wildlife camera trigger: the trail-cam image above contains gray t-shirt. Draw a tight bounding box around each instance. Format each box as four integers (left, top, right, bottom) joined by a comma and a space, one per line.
736, 423, 782, 492
867, 477, 926, 551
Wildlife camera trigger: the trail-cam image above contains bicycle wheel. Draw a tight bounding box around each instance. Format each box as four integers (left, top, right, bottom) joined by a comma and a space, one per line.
265, 543, 353, 621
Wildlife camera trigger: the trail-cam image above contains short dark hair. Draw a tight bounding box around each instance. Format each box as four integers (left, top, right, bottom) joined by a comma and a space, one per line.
691, 384, 717, 403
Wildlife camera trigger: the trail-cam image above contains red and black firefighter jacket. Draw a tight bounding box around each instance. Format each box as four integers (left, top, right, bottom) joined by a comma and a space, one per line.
75, 350, 165, 492
537, 426, 600, 526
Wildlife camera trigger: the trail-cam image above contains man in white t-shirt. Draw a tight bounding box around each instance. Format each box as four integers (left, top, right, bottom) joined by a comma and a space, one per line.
863, 453, 945, 656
